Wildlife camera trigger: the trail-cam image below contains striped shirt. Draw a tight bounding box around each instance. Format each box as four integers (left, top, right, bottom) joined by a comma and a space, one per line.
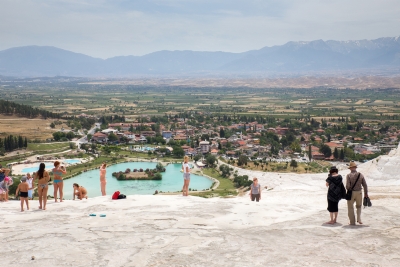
346, 171, 368, 195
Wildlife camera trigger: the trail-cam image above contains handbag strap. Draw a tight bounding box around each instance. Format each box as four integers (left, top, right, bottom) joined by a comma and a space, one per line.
350, 173, 361, 191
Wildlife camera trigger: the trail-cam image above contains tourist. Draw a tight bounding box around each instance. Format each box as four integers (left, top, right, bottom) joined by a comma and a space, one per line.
26, 173, 34, 200
34, 163, 50, 210
0, 167, 10, 202
182, 156, 191, 196
52, 161, 67, 202
250, 177, 261, 202
15, 176, 30, 212
100, 162, 107, 196
346, 162, 368, 225
3, 176, 13, 202
73, 183, 87, 200
325, 166, 344, 224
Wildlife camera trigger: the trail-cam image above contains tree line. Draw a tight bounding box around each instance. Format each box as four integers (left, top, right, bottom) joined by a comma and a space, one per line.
0, 100, 60, 119
0, 135, 28, 154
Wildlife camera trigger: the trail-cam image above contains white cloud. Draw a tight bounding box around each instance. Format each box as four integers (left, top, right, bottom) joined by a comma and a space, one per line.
0, 0, 399, 58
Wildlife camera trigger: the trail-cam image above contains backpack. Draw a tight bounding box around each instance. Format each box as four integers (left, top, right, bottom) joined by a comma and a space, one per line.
112, 191, 120, 200
117, 194, 126, 199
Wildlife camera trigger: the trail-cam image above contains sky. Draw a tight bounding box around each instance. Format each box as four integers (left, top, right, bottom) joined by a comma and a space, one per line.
0, 0, 399, 59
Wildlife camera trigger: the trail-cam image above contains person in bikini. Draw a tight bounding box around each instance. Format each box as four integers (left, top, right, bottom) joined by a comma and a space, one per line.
73, 183, 88, 200
99, 162, 107, 196
16, 176, 30, 212
34, 163, 50, 210
52, 161, 67, 202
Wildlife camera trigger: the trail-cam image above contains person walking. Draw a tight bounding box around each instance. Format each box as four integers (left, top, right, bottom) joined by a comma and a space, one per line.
52, 161, 67, 202
250, 177, 261, 202
325, 166, 344, 224
346, 162, 368, 225
182, 156, 191, 196
99, 163, 107, 196
16, 176, 30, 212
34, 163, 50, 210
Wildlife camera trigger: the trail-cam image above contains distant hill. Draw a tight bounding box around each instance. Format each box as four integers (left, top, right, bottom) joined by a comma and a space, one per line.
0, 37, 399, 77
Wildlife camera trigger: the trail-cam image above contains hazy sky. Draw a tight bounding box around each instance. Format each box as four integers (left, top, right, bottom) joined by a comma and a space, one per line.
1, 0, 399, 58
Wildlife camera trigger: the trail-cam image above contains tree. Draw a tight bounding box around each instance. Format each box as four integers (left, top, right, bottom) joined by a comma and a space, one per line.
173, 146, 184, 158
87, 134, 92, 142
219, 164, 231, 177
319, 144, 332, 157
290, 140, 301, 153
219, 128, 225, 138
333, 147, 339, 159
339, 149, 345, 160
193, 154, 201, 162
50, 122, 55, 129
308, 145, 312, 161
290, 159, 298, 170
206, 154, 217, 167
237, 155, 248, 166
108, 133, 118, 142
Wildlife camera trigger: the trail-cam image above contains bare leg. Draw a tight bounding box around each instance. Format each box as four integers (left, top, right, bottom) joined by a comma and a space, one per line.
333, 212, 338, 223
326, 213, 334, 224
20, 197, 24, 211
54, 183, 59, 202
182, 182, 185, 196
38, 187, 43, 209
43, 188, 48, 210
101, 182, 106, 196
26, 198, 30, 210
59, 182, 64, 202
5, 191, 9, 201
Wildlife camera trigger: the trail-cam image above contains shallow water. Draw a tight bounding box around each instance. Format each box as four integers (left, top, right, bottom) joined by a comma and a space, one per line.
48, 162, 213, 199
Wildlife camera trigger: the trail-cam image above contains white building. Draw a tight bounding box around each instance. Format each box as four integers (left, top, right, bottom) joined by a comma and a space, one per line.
199, 140, 210, 154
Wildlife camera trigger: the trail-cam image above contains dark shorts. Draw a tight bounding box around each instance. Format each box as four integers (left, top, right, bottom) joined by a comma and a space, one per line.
327, 199, 339, 212
20, 192, 28, 198
251, 194, 260, 202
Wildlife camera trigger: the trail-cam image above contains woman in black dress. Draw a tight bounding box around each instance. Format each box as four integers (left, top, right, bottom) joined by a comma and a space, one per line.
325, 166, 344, 224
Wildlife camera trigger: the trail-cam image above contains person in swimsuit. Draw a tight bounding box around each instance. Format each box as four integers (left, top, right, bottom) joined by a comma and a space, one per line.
73, 183, 88, 200
26, 173, 34, 200
181, 156, 191, 197
16, 176, 30, 212
250, 177, 261, 202
34, 163, 50, 210
52, 161, 67, 202
99, 163, 107, 196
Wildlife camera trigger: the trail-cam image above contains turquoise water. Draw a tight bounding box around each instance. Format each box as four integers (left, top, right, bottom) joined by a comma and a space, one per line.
22, 165, 41, 174
63, 159, 81, 164
48, 162, 213, 199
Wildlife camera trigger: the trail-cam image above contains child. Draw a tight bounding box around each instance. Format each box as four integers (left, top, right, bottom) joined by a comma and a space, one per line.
4, 176, 13, 202
73, 183, 88, 200
16, 176, 30, 212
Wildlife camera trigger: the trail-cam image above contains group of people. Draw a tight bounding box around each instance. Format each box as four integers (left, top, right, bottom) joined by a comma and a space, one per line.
13, 161, 95, 212
325, 161, 368, 225
0, 166, 12, 202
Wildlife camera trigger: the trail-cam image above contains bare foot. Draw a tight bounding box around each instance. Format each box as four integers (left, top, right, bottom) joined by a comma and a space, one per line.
38, 206, 42, 209
21, 210, 24, 212
325, 221, 334, 224
348, 223, 356, 225
357, 221, 363, 224
43, 207, 46, 210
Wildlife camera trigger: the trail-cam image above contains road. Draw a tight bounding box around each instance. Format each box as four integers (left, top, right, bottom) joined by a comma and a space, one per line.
74, 123, 100, 149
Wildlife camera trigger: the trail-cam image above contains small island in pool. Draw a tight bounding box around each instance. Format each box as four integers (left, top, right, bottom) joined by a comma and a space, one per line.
112, 163, 166, 181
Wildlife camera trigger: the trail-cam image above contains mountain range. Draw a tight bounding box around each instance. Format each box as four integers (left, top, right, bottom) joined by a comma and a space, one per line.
0, 37, 399, 77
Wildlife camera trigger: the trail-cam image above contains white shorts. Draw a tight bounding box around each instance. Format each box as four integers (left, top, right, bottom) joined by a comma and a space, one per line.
183, 173, 190, 180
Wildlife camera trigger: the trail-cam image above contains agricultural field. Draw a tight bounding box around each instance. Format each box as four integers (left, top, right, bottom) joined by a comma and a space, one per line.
1, 78, 400, 124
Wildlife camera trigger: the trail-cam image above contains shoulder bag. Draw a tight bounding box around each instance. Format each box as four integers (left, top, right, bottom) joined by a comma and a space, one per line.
345, 173, 360, 201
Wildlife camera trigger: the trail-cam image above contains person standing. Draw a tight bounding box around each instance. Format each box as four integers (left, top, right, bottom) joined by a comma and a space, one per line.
182, 156, 191, 196
26, 173, 34, 200
250, 177, 261, 202
16, 176, 30, 212
99, 163, 107, 196
346, 162, 368, 225
52, 161, 67, 202
34, 163, 50, 210
325, 166, 344, 224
